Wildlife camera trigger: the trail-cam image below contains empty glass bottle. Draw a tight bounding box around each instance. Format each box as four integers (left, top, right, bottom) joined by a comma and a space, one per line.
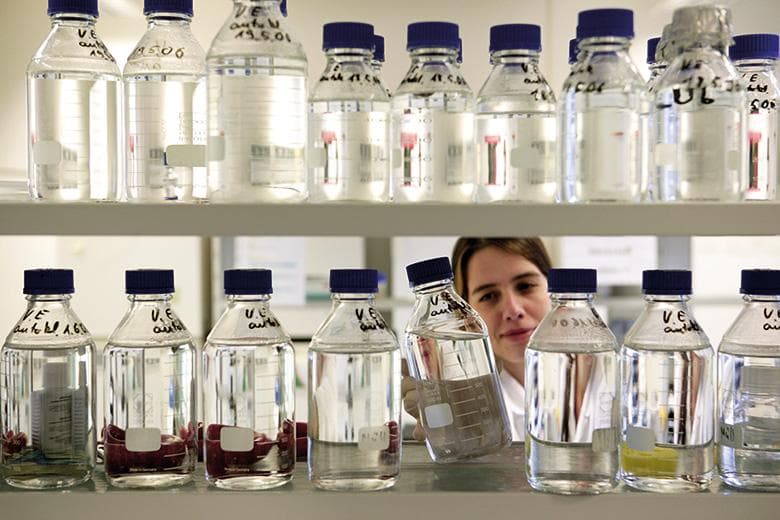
207, 0, 308, 202
103, 270, 197, 488
124, 0, 207, 202
731, 34, 779, 201
404, 257, 511, 462
653, 5, 746, 201
309, 22, 391, 203
475, 24, 557, 203
308, 269, 401, 491
719, 269, 780, 490
1, 270, 95, 489
525, 269, 619, 494
392, 22, 475, 203
621, 270, 714, 492
27, 0, 121, 201
559, 8, 646, 202
203, 269, 295, 489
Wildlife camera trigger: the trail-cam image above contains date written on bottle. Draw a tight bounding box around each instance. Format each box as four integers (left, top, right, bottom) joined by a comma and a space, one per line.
750, 98, 777, 111
550, 316, 606, 329
13, 309, 89, 336
401, 65, 467, 86
355, 308, 387, 332
151, 308, 184, 334
662, 310, 701, 334
428, 295, 468, 318
319, 64, 381, 85
77, 28, 114, 62
245, 308, 279, 329
230, 15, 291, 43
762, 308, 780, 331
131, 44, 186, 60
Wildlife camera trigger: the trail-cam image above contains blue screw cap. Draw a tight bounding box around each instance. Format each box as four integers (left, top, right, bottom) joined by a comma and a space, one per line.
224, 269, 273, 295
577, 8, 634, 39
647, 37, 661, 64
548, 269, 597, 294
741, 269, 780, 295
407, 22, 460, 51
323, 22, 375, 51
144, 0, 192, 15
490, 24, 542, 53
406, 257, 453, 287
568, 38, 579, 64
730, 34, 780, 61
373, 34, 386, 62
330, 269, 379, 293
642, 270, 692, 295
48, 0, 98, 17
126, 269, 175, 295
24, 269, 75, 295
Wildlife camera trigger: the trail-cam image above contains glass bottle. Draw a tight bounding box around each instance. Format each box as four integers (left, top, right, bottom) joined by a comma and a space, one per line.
731, 34, 779, 201
718, 269, 780, 490
371, 34, 391, 98
559, 8, 646, 203
308, 269, 401, 491
1, 269, 95, 489
403, 257, 511, 462
207, 0, 308, 202
475, 24, 556, 203
621, 270, 714, 492
203, 269, 295, 489
124, 0, 207, 202
392, 22, 475, 203
525, 269, 619, 494
652, 5, 746, 201
559, 38, 579, 202
27, 0, 121, 201
641, 36, 663, 202
309, 22, 391, 203
103, 270, 197, 488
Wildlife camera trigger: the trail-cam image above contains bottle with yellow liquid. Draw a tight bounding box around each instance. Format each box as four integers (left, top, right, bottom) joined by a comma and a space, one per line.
620, 270, 714, 492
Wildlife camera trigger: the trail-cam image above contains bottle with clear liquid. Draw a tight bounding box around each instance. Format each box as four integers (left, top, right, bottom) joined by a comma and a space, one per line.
371, 34, 391, 98
653, 5, 747, 201
404, 257, 511, 462
392, 22, 475, 203
207, 0, 308, 202
124, 0, 207, 202
308, 269, 401, 491
525, 269, 619, 494
1, 269, 95, 489
27, 0, 121, 201
621, 270, 714, 492
203, 269, 295, 490
559, 38, 579, 202
475, 24, 556, 203
103, 270, 197, 488
640, 37, 664, 202
559, 9, 646, 203
309, 23, 390, 203
731, 34, 779, 201
718, 270, 780, 490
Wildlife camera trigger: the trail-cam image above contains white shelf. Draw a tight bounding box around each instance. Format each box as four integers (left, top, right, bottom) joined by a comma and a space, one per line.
1, 202, 779, 236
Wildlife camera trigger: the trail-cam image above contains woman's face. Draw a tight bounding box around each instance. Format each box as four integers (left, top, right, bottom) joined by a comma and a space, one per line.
466, 247, 551, 367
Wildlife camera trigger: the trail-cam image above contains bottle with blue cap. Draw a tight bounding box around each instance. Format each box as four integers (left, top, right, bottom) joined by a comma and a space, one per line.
27, 0, 121, 202
1, 269, 95, 489
392, 22, 475, 203
652, 5, 746, 202
403, 257, 510, 462
371, 34, 391, 98
207, 0, 308, 203
559, 8, 647, 203
731, 34, 779, 201
640, 36, 665, 203
475, 24, 557, 203
525, 268, 619, 494
308, 269, 401, 490
103, 269, 197, 488
309, 22, 391, 203
718, 269, 780, 490
621, 270, 714, 492
124, 0, 207, 202
646, 37, 666, 89
202, 269, 295, 489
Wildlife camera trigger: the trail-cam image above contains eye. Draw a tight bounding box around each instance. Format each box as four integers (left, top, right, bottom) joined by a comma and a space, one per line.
516, 282, 537, 293
478, 291, 496, 303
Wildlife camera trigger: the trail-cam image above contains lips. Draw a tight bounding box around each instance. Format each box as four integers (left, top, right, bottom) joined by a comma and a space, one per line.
500, 327, 535, 341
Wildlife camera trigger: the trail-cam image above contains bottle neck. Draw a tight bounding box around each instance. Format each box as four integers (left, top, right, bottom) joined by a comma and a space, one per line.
743, 294, 780, 303
128, 293, 173, 304
644, 294, 691, 304
227, 294, 272, 303
411, 278, 455, 296
550, 292, 594, 304
579, 36, 632, 53
409, 47, 459, 64
233, 0, 282, 15
146, 12, 192, 27
51, 13, 96, 27
325, 48, 373, 63
490, 49, 540, 65
677, 37, 729, 56
26, 294, 72, 304
371, 60, 383, 71
735, 59, 778, 72
331, 292, 377, 303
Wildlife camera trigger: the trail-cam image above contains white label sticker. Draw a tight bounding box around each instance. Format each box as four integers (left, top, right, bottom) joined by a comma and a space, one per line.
33, 140, 63, 166
219, 426, 254, 452
358, 425, 390, 452
424, 403, 454, 428
126, 427, 161, 452
166, 144, 206, 168
592, 427, 617, 452
626, 425, 656, 452
207, 136, 225, 161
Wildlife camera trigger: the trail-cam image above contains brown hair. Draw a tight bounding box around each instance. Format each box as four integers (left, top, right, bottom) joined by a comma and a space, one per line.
452, 238, 552, 300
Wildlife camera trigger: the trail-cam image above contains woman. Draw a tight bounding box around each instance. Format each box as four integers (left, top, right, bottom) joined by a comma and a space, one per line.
403, 237, 553, 441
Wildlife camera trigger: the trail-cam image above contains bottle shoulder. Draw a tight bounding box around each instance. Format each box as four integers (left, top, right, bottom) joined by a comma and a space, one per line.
656, 50, 742, 93
124, 24, 207, 76
107, 303, 194, 345
529, 303, 617, 349
28, 25, 120, 76
393, 60, 473, 97
206, 303, 292, 344
311, 302, 399, 346
623, 302, 712, 350
562, 52, 646, 93
405, 290, 487, 338
720, 303, 780, 351
310, 60, 389, 102
476, 62, 557, 108
4, 302, 94, 347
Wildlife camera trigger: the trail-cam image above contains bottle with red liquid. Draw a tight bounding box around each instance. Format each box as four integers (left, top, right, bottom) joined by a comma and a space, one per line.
103, 269, 197, 488
203, 269, 295, 489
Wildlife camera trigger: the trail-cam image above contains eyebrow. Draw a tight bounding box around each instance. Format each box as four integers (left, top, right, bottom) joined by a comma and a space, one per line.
470, 272, 542, 297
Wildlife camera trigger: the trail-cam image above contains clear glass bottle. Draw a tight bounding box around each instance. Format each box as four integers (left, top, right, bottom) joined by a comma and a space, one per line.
403, 257, 511, 462
718, 270, 780, 490
207, 0, 308, 202
371, 34, 391, 98
653, 5, 747, 201
392, 22, 475, 203
203, 269, 295, 490
559, 8, 646, 203
309, 23, 390, 203
308, 269, 401, 491
559, 38, 579, 202
27, 0, 121, 202
1, 269, 95, 489
103, 270, 197, 488
475, 24, 556, 203
525, 269, 619, 494
621, 270, 714, 492
731, 34, 779, 201
124, 0, 207, 202
641, 36, 664, 202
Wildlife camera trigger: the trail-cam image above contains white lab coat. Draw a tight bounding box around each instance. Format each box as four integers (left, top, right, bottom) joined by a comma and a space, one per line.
499, 370, 525, 442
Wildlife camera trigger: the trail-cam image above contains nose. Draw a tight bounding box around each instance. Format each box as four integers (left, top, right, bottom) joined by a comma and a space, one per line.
502, 292, 526, 321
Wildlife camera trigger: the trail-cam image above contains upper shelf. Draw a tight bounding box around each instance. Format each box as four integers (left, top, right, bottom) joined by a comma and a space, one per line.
0, 201, 778, 236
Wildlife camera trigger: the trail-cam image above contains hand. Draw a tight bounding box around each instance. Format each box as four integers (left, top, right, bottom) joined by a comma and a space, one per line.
401, 359, 426, 441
